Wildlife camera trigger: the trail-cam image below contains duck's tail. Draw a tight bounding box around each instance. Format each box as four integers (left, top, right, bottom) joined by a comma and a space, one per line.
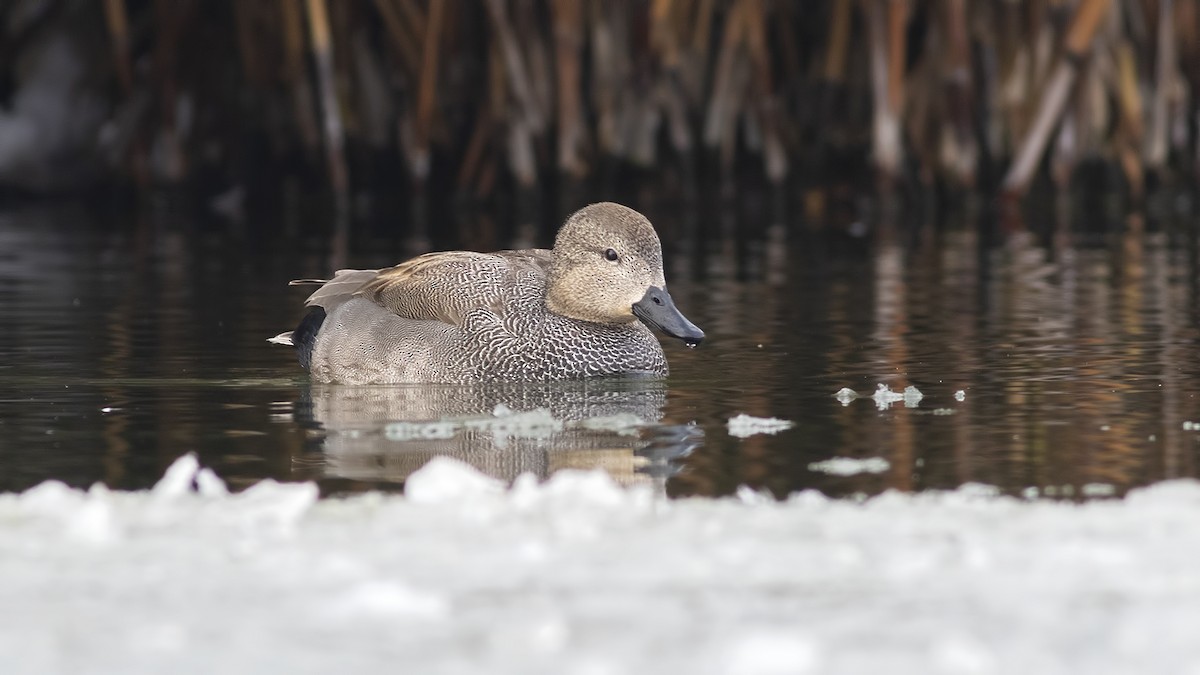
271, 271, 373, 369
268, 306, 327, 371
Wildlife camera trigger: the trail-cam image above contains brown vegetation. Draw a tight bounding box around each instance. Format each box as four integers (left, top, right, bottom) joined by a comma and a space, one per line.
6, 1, 1199, 204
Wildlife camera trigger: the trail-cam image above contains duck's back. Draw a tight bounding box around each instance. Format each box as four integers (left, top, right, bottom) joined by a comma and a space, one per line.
298, 249, 666, 384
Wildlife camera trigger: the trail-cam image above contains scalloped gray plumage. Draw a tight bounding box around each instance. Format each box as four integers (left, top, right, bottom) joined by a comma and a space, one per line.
270, 202, 703, 384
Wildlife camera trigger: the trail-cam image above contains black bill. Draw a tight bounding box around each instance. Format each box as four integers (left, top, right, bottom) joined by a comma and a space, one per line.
632, 286, 705, 346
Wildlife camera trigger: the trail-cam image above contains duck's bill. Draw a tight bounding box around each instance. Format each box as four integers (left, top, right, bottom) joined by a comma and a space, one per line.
632, 286, 705, 346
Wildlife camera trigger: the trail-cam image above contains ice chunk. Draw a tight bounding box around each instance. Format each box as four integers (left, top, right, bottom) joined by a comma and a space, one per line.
736, 485, 774, 505
8, 454, 1200, 674
152, 454, 201, 499
146, 455, 232, 502
872, 383, 906, 410
955, 483, 1001, 498
230, 480, 319, 532
17, 480, 83, 517
404, 457, 505, 504
727, 414, 794, 438
384, 420, 459, 441
539, 469, 628, 507
1082, 483, 1116, 498
723, 630, 818, 674
329, 581, 449, 619
573, 413, 646, 435
954, 389, 967, 401
807, 457, 891, 475
931, 634, 995, 674
468, 406, 562, 437
64, 496, 118, 545
382, 405, 566, 442
836, 386, 928, 408
195, 468, 229, 497
1125, 479, 1200, 506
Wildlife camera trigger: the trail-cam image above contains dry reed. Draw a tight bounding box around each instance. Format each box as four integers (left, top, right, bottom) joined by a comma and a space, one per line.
23, 1, 1200, 206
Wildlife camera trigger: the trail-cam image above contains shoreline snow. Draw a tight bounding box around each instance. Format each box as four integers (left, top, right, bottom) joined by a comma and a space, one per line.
2, 455, 1199, 674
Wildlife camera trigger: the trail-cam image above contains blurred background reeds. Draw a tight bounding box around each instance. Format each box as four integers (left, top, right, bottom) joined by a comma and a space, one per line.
1, 0, 1198, 232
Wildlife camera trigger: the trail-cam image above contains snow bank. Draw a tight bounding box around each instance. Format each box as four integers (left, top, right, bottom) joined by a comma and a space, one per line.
3, 456, 1200, 674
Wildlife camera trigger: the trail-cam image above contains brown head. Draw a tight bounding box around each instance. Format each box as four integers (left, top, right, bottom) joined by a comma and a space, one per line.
546, 202, 703, 345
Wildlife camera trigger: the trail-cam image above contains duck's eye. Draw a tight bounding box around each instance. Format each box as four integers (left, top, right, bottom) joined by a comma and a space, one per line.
604, 248, 619, 262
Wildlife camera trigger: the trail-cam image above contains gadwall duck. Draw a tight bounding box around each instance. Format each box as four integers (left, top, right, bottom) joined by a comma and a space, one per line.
269, 202, 703, 384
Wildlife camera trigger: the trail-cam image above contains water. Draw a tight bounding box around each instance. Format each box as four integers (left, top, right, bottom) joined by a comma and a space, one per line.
2, 200, 1199, 499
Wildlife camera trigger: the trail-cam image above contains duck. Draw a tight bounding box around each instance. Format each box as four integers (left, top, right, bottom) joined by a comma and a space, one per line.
269, 202, 703, 384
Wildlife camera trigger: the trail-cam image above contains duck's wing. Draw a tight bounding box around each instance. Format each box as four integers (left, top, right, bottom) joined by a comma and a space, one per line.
292, 269, 381, 311
352, 249, 554, 326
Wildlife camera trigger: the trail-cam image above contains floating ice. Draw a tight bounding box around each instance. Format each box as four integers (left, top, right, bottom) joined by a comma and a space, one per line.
571, 413, 646, 436
834, 387, 858, 406
839, 385, 936, 409
383, 405, 565, 441
3, 457, 1200, 673
468, 404, 562, 437
1023, 483, 1117, 500
872, 383, 905, 409
384, 420, 458, 441
954, 389, 966, 401
868, 383, 924, 410
807, 457, 891, 475
727, 414, 794, 438
1082, 483, 1117, 498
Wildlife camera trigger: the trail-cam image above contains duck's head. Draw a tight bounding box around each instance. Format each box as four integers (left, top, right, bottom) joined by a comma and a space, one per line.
546, 202, 704, 346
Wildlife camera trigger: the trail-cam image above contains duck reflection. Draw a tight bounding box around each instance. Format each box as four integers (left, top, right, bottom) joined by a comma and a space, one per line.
293, 378, 702, 491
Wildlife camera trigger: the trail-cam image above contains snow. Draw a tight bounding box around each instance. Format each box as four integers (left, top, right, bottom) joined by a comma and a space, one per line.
4, 456, 1200, 674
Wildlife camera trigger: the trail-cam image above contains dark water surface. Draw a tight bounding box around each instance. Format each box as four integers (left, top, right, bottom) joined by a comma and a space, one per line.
3, 201, 1199, 499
